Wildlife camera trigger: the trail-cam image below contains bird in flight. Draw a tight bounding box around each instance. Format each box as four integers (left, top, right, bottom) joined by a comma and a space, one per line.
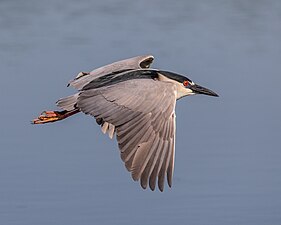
32, 55, 218, 191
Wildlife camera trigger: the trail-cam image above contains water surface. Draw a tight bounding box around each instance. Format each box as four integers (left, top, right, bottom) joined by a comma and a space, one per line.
0, 0, 281, 224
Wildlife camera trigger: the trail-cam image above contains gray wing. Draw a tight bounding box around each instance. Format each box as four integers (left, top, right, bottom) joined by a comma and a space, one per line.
77, 79, 176, 191
68, 55, 154, 90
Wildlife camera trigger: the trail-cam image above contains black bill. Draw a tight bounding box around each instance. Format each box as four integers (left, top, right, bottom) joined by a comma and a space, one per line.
190, 84, 219, 97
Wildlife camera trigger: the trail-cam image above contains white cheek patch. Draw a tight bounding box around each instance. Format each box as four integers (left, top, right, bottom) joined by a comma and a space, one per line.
176, 86, 194, 99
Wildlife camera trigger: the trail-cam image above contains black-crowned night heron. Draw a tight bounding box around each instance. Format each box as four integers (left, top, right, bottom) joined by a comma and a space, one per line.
32, 55, 218, 191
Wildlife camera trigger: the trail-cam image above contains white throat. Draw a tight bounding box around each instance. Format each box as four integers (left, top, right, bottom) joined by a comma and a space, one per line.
158, 74, 194, 99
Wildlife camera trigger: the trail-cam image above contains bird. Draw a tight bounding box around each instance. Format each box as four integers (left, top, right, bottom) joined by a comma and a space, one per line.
32, 55, 218, 192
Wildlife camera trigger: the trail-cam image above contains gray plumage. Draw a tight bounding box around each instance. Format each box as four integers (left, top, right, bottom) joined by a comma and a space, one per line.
77, 79, 176, 191
68, 55, 154, 90
35, 54, 219, 192
57, 55, 176, 191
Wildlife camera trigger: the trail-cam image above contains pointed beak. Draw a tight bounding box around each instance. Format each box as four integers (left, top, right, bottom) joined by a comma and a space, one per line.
190, 84, 219, 97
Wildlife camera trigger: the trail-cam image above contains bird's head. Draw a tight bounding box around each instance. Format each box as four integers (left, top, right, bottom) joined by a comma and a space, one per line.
157, 71, 219, 99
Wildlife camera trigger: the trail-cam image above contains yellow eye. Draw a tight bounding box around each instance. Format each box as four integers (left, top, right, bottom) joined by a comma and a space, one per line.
183, 80, 189, 87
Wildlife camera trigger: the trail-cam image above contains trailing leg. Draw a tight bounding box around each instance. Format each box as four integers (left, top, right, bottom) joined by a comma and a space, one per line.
32, 109, 80, 124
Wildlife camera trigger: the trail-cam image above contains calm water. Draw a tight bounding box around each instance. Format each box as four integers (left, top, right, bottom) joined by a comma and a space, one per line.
0, 0, 281, 224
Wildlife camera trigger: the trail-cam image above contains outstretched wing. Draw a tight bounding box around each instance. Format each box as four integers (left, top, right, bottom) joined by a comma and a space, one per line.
77, 79, 177, 191
68, 55, 154, 90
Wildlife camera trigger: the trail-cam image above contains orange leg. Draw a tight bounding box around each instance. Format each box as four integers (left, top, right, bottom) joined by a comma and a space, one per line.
32, 109, 80, 124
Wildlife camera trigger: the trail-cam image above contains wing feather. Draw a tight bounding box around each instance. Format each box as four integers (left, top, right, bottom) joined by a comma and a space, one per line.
167, 113, 176, 187
77, 78, 177, 191
140, 135, 161, 189
149, 138, 164, 191
69, 55, 154, 90
120, 127, 153, 171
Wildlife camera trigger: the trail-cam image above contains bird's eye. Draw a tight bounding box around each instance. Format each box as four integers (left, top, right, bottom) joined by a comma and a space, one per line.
183, 80, 189, 87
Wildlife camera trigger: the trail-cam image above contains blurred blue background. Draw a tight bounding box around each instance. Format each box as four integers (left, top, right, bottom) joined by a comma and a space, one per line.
0, 0, 281, 224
